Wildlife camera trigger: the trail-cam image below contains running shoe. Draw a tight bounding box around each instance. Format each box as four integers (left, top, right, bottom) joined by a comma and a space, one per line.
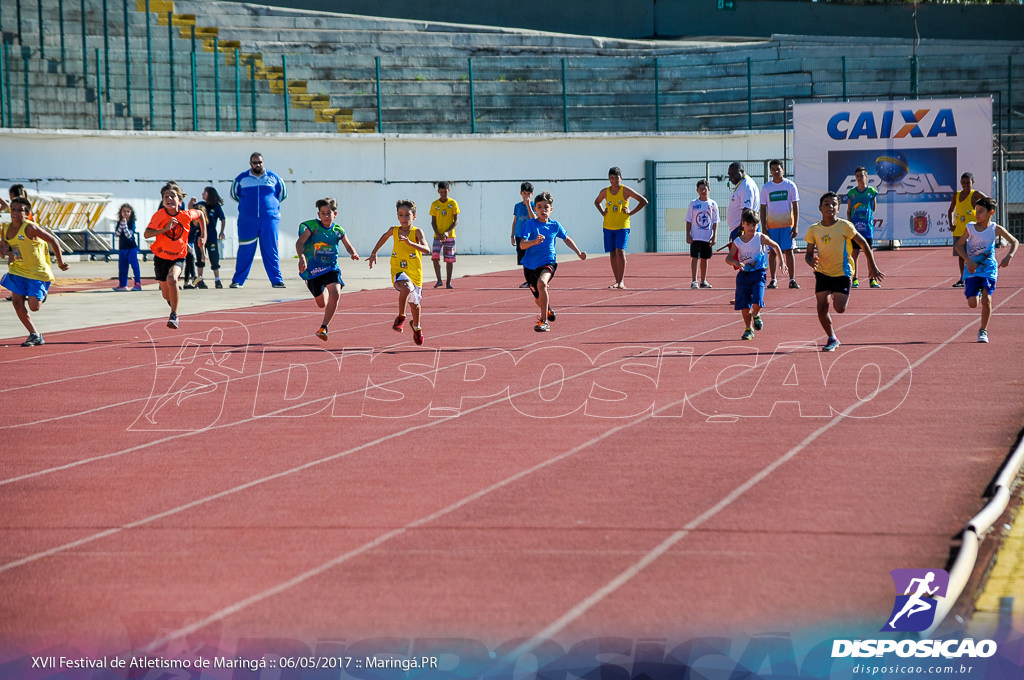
413, 327, 424, 345
316, 325, 329, 341
690, 281, 699, 289
852, 278, 859, 288
767, 279, 778, 289
534, 318, 550, 332
167, 312, 179, 330
752, 315, 763, 331
272, 282, 287, 289
446, 282, 453, 289
789, 279, 800, 289
112, 286, 128, 291
183, 282, 195, 290
196, 278, 208, 289
952, 280, 964, 288
434, 281, 444, 288
978, 329, 989, 343
229, 282, 242, 288
132, 283, 143, 291
700, 281, 713, 289
822, 337, 840, 352
21, 333, 44, 347
392, 315, 406, 333
519, 281, 531, 288
215, 280, 224, 289
547, 307, 556, 322
870, 278, 881, 288
741, 329, 755, 341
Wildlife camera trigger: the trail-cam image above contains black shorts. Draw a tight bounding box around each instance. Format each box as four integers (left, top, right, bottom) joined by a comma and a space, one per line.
524, 263, 557, 299
814, 272, 851, 296
689, 240, 712, 259
154, 256, 185, 282
515, 236, 526, 265
205, 240, 220, 270
305, 270, 343, 299
852, 236, 872, 251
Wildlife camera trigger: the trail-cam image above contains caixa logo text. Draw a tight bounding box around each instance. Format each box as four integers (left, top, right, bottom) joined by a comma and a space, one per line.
831, 639, 997, 659
827, 108, 957, 140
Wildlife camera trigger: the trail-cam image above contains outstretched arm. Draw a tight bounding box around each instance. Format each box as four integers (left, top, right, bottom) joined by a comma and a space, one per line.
25, 223, 69, 271
367, 230, 393, 268
562, 235, 588, 260
852, 233, 885, 281
995, 226, 1019, 268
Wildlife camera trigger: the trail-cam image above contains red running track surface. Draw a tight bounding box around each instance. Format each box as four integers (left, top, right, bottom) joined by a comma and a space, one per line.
1, 247, 1022, 657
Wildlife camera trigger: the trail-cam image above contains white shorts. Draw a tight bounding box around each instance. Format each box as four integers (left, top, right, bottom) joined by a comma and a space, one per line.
394, 272, 422, 305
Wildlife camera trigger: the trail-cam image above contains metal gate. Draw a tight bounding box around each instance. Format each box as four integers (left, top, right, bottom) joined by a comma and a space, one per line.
647, 160, 770, 253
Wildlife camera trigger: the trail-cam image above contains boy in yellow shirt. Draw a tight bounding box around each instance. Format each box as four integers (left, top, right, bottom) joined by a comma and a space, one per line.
429, 181, 459, 289
804, 192, 885, 352
1, 197, 70, 346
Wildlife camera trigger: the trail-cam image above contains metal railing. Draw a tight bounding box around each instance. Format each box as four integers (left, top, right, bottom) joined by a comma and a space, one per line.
0, 0, 1020, 141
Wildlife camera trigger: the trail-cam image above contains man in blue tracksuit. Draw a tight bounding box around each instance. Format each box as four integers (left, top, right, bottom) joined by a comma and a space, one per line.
230, 152, 288, 288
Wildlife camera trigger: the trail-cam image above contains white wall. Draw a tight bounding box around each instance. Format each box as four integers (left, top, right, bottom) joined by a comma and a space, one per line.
1, 128, 784, 257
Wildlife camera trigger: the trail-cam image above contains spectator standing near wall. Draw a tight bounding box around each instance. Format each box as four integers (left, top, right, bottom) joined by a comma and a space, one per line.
230, 152, 287, 289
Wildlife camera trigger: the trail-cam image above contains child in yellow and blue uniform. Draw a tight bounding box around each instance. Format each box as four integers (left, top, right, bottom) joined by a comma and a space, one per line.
369, 199, 432, 345
1, 196, 70, 346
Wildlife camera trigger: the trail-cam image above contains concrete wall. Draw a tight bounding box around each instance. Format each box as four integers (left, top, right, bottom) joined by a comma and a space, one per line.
0, 128, 784, 261
213, 0, 1024, 41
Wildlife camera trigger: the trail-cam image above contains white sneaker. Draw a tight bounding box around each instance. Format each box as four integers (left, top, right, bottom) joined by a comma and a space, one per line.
690, 281, 699, 289
978, 330, 989, 343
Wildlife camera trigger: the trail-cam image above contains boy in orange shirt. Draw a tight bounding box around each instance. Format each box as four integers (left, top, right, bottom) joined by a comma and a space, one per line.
145, 182, 207, 329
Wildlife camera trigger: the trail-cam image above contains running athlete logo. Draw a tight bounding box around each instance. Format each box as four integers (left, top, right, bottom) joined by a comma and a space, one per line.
881, 569, 949, 632
131, 320, 249, 431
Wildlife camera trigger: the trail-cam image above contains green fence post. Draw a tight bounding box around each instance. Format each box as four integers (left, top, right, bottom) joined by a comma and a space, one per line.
22, 46, 30, 127
234, 48, 241, 132
168, 12, 175, 130
214, 37, 220, 132
375, 56, 382, 133
249, 57, 256, 132
59, 0, 66, 71
123, 0, 130, 117
3, 42, 10, 127
95, 48, 103, 129
645, 160, 656, 252
282, 54, 289, 132
841, 55, 847, 102
0, 43, 5, 128
146, 0, 153, 128
4, 43, 11, 127
561, 58, 568, 133
746, 56, 752, 130
654, 57, 660, 132
80, 0, 87, 83
36, 0, 43, 58
191, 50, 197, 130
1009, 56, 1013, 136
468, 57, 475, 133
102, 0, 109, 99
910, 55, 918, 98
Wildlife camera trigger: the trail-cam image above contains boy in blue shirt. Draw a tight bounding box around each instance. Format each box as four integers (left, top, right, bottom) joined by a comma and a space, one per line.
520, 192, 587, 332
295, 198, 360, 341
953, 196, 1018, 343
846, 166, 880, 288
510, 181, 536, 287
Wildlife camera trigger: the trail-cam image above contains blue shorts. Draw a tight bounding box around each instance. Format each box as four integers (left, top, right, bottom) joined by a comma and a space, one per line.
734, 269, 767, 310
1, 272, 51, 301
768, 227, 793, 251
603, 228, 630, 252
964, 276, 996, 298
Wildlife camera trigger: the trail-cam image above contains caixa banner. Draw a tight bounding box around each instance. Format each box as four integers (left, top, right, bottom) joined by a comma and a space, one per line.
793, 98, 992, 241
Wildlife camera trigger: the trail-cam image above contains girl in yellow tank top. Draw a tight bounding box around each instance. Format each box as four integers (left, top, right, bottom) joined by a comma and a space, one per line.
5, 220, 57, 282
368, 200, 432, 344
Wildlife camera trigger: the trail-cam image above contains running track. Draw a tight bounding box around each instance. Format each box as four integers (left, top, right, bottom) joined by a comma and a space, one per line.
1, 248, 1022, 660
